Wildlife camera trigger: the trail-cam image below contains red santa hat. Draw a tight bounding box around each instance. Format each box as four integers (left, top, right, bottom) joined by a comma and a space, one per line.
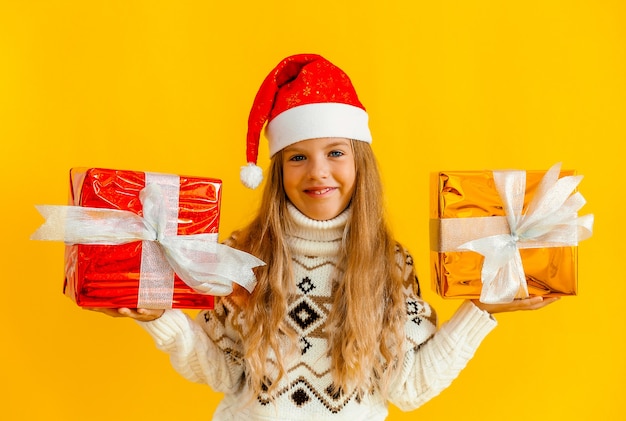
240, 53, 372, 189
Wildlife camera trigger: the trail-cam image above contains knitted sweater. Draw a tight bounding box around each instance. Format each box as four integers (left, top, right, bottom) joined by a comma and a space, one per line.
139, 205, 497, 420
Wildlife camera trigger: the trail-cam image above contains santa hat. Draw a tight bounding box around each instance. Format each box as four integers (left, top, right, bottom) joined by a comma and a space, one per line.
240, 54, 372, 189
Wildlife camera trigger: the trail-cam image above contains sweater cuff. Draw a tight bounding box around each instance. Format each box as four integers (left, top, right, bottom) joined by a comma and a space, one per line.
136, 309, 191, 346
443, 300, 497, 350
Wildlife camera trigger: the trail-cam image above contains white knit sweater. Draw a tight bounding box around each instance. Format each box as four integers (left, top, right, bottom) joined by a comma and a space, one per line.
139, 205, 497, 420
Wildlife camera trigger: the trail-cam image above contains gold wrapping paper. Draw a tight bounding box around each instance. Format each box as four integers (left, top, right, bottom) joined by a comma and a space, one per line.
430, 169, 578, 300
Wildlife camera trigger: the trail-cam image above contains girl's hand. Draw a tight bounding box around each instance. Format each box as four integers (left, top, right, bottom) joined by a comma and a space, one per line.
471, 296, 560, 314
84, 307, 165, 322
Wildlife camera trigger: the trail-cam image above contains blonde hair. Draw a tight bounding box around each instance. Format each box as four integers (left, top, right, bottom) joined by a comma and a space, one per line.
228, 140, 408, 397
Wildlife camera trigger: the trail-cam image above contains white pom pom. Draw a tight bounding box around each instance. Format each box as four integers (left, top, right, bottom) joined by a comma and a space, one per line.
240, 163, 263, 189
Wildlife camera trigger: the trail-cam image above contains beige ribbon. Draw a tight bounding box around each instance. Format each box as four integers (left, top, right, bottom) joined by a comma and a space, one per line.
32, 174, 264, 308
435, 163, 594, 304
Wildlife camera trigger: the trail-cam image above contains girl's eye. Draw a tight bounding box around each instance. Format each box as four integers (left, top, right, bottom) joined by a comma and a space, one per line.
289, 154, 306, 162
329, 150, 344, 157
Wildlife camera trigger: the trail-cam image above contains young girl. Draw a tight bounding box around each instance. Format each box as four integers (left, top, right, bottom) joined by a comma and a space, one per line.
96, 54, 557, 420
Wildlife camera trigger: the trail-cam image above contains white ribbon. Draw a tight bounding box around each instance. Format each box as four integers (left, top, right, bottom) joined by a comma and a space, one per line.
446, 163, 593, 304
32, 182, 264, 306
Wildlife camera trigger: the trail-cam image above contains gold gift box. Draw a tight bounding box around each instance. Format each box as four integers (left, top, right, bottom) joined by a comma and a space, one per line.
430, 168, 578, 300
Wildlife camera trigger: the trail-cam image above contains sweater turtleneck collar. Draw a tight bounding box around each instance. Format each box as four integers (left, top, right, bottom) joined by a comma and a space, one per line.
286, 203, 350, 257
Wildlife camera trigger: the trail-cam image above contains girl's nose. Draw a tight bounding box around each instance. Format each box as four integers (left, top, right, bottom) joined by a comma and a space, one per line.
307, 156, 329, 179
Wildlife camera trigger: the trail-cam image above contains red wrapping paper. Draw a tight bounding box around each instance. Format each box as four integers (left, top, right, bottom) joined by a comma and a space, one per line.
63, 168, 219, 309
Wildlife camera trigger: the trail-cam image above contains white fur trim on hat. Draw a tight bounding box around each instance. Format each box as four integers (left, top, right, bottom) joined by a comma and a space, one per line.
265, 102, 372, 156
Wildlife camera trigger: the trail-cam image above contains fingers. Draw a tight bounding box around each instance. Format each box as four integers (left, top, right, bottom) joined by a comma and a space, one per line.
83, 307, 127, 317
121, 308, 165, 321
520, 296, 560, 310
471, 296, 561, 314
83, 307, 164, 321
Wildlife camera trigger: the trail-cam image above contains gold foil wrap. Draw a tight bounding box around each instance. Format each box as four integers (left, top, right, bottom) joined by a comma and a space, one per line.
430, 169, 578, 299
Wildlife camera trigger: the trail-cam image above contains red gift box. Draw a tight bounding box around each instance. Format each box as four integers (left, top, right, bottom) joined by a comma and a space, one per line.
61, 167, 221, 309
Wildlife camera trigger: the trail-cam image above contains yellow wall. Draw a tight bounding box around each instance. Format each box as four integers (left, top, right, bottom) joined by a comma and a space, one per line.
2, 1, 624, 419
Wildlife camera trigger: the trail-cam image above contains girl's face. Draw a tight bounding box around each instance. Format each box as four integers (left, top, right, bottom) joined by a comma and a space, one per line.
281, 137, 356, 221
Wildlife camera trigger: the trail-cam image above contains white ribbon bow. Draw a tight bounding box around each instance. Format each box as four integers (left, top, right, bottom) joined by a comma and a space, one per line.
31, 183, 264, 298
457, 163, 594, 304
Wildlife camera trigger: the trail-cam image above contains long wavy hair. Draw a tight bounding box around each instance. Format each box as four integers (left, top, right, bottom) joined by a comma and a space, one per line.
228, 140, 408, 398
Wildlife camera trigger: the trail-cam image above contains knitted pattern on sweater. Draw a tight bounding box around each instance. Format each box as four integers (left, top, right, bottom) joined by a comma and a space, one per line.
139, 205, 497, 420
199, 205, 436, 419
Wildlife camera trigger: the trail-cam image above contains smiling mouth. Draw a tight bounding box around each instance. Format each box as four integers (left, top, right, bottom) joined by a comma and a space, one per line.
306, 187, 335, 195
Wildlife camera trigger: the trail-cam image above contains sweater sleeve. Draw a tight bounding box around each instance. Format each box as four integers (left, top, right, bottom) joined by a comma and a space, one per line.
137, 297, 245, 394
387, 248, 497, 411
389, 300, 496, 411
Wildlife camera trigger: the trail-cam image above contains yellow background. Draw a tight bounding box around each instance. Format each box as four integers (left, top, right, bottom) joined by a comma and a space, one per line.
2, 1, 624, 420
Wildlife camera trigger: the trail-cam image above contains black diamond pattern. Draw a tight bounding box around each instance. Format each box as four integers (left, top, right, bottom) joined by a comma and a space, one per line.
289, 301, 321, 330
407, 299, 420, 315
407, 299, 423, 325
291, 388, 310, 406
297, 276, 316, 294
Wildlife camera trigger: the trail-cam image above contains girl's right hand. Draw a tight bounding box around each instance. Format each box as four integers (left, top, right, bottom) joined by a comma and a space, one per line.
84, 307, 165, 322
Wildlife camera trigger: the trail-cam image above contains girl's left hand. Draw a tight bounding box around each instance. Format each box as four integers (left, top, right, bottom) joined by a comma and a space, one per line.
471, 296, 560, 314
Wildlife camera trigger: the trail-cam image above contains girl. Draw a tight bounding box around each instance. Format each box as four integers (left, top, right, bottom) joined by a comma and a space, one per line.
97, 54, 557, 420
